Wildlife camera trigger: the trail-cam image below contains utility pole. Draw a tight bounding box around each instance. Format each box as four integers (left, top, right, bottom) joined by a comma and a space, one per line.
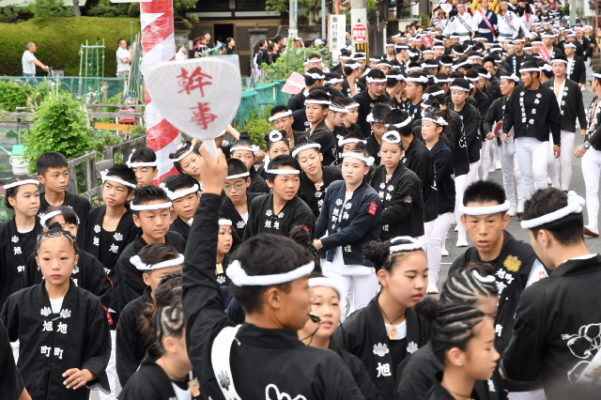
322, 0, 327, 38
289, 0, 298, 38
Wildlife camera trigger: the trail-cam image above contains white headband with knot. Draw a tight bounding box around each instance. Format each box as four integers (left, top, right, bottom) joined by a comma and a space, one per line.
329, 105, 348, 113
130, 254, 184, 271
171, 146, 193, 162
424, 90, 446, 99
101, 170, 137, 190
405, 76, 429, 83
387, 116, 412, 129
341, 152, 375, 166
39, 210, 63, 228
268, 110, 292, 122
389, 236, 423, 253
338, 137, 366, 146
366, 77, 388, 83
305, 72, 325, 79
304, 58, 323, 65
268, 130, 284, 143
450, 85, 470, 92
3, 179, 39, 190
305, 99, 331, 106
226, 260, 315, 286
126, 151, 157, 168
219, 219, 232, 226
500, 74, 520, 83
230, 144, 260, 155
472, 270, 496, 283
292, 142, 321, 158
460, 200, 511, 216
159, 183, 199, 201
520, 191, 586, 229
382, 130, 402, 144
423, 116, 448, 126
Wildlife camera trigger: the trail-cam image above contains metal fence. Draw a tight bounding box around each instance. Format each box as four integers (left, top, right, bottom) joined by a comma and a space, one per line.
0, 76, 127, 101
234, 80, 291, 127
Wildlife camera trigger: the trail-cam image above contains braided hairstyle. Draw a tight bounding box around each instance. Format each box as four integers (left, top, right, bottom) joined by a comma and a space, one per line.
431, 303, 486, 364
440, 263, 498, 306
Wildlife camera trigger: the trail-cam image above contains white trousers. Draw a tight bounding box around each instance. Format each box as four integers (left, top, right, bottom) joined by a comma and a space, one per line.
499, 139, 525, 212
508, 389, 546, 400
582, 148, 601, 233
97, 330, 118, 399
424, 212, 454, 286
515, 137, 549, 200
548, 130, 575, 190
454, 174, 469, 243
323, 269, 379, 319
479, 139, 496, 180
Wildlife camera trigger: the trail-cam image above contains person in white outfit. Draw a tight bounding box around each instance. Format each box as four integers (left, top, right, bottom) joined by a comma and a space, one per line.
116, 38, 132, 78
21, 42, 48, 77
443, 3, 472, 42
497, 1, 529, 41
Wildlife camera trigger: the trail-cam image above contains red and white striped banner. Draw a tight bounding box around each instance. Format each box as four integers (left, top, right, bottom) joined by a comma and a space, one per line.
140, 0, 180, 181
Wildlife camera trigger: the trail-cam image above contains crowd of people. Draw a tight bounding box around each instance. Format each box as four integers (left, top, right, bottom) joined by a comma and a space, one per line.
4, 0, 601, 399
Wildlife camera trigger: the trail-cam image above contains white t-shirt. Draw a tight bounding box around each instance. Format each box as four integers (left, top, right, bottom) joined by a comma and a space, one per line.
22, 50, 37, 75
116, 47, 131, 73
50, 297, 64, 314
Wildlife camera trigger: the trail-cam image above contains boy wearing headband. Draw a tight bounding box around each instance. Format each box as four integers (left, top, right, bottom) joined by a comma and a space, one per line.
114, 186, 186, 312
502, 188, 601, 398
162, 174, 201, 241
449, 180, 547, 396
269, 105, 305, 148
126, 147, 158, 187
244, 155, 315, 239
288, 68, 325, 111
365, 103, 392, 166
230, 139, 269, 193
305, 90, 337, 166
354, 69, 390, 137
183, 144, 364, 399
37, 151, 92, 233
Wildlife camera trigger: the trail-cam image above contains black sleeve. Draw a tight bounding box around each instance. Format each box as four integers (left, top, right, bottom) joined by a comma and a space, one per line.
587, 125, 601, 149
116, 305, 143, 387
85, 255, 113, 306
81, 294, 111, 391
182, 193, 233, 391
0, 319, 20, 400
115, 256, 145, 313
242, 197, 259, 240
575, 85, 587, 130
321, 195, 381, 250
482, 99, 499, 134
381, 176, 419, 225
503, 89, 518, 134
463, 107, 481, 148
315, 186, 332, 238
547, 92, 562, 146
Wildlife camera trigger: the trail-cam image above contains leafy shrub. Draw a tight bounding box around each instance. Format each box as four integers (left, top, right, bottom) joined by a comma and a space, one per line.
23, 92, 93, 170
0, 17, 140, 76
0, 80, 32, 111
241, 105, 274, 150
260, 42, 331, 83
30, 0, 74, 17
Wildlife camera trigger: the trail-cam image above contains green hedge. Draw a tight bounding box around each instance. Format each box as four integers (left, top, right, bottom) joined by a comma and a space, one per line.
0, 17, 140, 77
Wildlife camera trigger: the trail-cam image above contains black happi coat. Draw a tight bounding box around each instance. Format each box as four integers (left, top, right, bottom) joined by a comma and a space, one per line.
430, 140, 455, 215
585, 96, 601, 151
506, 53, 525, 75
542, 78, 587, 133
219, 192, 261, 247
444, 109, 470, 177
332, 295, 431, 399
298, 166, 343, 217
452, 103, 481, 163
353, 91, 390, 138
40, 192, 92, 234
502, 254, 601, 397
170, 216, 191, 241
0, 319, 22, 400
315, 180, 381, 265
0, 218, 42, 305
24, 249, 112, 308
567, 56, 586, 85
83, 206, 139, 275
1, 282, 110, 400
119, 354, 201, 400
483, 96, 508, 139
397, 343, 498, 400
369, 163, 424, 239
366, 135, 381, 166
403, 138, 438, 223
306, 121, 337, 166
249, 167, 269, 193
116, 288, 153, 387
503, 85, 561, 144
183, 193, 364, 400
287, 90, 307, 111
334, 347, 382, 400
426, 379, 484, 400
114, 231, 186, 312
243, 193, 315, 239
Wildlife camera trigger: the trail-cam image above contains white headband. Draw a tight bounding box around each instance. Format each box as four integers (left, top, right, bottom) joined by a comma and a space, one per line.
405, 76, 429, 83
268, 130, 284, 143
230, 144, 260, 155
466, 77, 480, 83
130, 254, 184, 271
346, 103, 360, 110
520, 67, 541, 73
593, 73, 601, 80
130, 201, 173, 211
433, 77, 451, 84
450, 85, 470, 92
226, 260, 315, 286
268, 110, 292, 122
39, 210, 63, 228
308, 277, 344, 299
126, 151, 157, 168
472, 270, 496, 283
389, 236, 423, 253
500, 74, 520, 83
376, 62, 392, 68
171, 147, 194, 162
226, 172, 250, 180
387, 116, 412, 129
382, 130, 402, 144
387, 75, 404, 81
338, 137, 367, 146
326, 78, 344, 85
423, 116, 448, 126
460, 200, 511, 216
478, 72, 491, 79
551, 58, 568, 64
3, 179, 39, 190
305, 99, 331, 106
305, 72, 325, 79
424, 90, 445, 98
218, 219, 232, 226
101, 170, 137, 190
520, 191, 585, 229
366, 77, 388, 83
341, 152, 375, 166
292, 142, 321, 158
160, 183, 199, 201
329, 105, 348, 113
304, 58, 323, 65
265, 169, 301, 175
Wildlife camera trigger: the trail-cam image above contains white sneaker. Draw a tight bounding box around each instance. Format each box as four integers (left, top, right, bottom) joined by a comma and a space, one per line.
427, 282, 439, 294
442, 247, 449, 257
456, 238, 469, 247
507, 207, 516, 217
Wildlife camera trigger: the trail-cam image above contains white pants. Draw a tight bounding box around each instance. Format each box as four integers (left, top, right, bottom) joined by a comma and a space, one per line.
454, 174, 469, 243
97, 330, 118, 399
582, 148, 601, 233
499, 139, 525, 212
467, 160, 481, 184
508, 389, 546, 400
425, 212, 454, 286
323, 269, 379, 319
479, 139, 495, 180
548, 130, 575, 190
515, 137, 549, 200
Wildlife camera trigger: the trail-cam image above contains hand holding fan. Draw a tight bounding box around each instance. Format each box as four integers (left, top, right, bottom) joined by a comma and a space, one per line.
146, 57, 241, 156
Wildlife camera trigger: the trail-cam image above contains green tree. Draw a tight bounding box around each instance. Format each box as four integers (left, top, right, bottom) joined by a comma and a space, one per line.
30, 0, 74, 17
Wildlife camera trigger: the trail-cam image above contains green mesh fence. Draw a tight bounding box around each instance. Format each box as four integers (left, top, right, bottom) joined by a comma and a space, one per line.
0, 76, 127, 101
234, 80, 290, 127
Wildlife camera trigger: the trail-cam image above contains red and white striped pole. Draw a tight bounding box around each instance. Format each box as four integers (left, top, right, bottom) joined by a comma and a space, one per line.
140, 0, 180, 181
